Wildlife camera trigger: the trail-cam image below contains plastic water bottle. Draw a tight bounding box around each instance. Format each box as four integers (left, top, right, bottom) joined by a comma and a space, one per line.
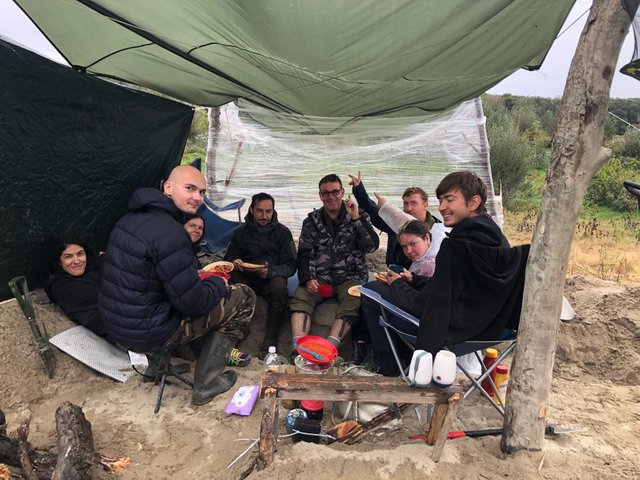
264, 346, 282, 372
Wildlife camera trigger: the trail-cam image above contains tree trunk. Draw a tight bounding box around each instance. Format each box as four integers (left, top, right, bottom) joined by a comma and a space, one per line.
205, 106, 221, 198
502, 0, 634, 452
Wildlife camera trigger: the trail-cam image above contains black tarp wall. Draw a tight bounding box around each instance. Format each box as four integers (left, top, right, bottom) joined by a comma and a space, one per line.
0, 39, 194, 300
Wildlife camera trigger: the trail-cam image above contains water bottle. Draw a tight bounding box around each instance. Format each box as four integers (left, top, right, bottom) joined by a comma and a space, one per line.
264, 346, 282, 372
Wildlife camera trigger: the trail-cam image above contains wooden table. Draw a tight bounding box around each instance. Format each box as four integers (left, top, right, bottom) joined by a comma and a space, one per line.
258, 372, 462, 468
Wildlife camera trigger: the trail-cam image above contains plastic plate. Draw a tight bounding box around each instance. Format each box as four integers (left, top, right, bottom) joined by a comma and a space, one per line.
295, 335, 337, 364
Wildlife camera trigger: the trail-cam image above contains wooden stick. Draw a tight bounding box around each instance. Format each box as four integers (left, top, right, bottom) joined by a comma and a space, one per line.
338, 403, 412, 445
16, 410, 37, 480
260, 372, 461, 403
427, 393, 461, 461
257, 387, 279, 470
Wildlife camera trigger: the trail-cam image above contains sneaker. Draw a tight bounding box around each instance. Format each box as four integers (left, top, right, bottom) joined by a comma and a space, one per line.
227, 348, 252, 367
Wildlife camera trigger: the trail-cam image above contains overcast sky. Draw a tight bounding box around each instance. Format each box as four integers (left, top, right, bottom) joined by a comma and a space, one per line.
0, 0, 637, 99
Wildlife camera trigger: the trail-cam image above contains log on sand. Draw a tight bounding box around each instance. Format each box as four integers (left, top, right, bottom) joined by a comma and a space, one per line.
0, 403, 129, 480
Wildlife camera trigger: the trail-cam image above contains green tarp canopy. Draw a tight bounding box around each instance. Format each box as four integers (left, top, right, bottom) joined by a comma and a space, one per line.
15, 0, 575, 118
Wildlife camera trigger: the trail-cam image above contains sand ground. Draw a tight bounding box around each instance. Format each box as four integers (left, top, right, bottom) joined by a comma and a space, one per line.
0, 274, 638, 479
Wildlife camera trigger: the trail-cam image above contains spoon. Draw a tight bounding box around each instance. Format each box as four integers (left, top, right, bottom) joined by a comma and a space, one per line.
296, 344, 328, 362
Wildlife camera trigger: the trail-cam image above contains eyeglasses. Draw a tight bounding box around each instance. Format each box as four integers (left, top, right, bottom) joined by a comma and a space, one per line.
319, 189, 343, 198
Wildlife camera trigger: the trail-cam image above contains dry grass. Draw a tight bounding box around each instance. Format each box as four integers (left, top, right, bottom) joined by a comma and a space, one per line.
503, 210, 640, 283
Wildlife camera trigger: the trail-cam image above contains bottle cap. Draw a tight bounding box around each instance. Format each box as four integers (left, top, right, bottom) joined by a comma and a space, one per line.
484, 348, 498, 358
268, 346, 276, 354
301, 400, 324, 411
496, 364, 509, 374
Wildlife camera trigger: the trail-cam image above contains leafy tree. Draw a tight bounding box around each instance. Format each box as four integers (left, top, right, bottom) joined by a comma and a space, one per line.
585, 156, 638, 211
487, 117, 538, 209
618, 129, 640, 158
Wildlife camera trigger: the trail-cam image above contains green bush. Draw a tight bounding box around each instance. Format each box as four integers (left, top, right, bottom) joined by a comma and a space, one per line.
487, 117, 545, 210
618, 130, 640, 158
585, 157, 638, 212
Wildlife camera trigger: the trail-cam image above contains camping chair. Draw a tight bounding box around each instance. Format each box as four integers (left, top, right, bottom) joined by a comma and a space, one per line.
197, 196, 245, 255
132, 326, 194, 414
359, 287, 516, 416
624, 179, 640, 209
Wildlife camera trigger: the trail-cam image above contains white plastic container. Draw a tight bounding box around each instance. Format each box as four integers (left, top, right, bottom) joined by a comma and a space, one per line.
294, 354, 332, 374
432, 350, 457, 387
407, 350, 432, 387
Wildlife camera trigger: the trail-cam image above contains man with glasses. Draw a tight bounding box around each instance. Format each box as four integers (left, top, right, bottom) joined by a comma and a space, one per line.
288, 174, 379, 359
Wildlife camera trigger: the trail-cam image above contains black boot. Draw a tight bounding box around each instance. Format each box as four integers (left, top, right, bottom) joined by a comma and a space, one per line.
192, 331, 238, 406
260, 303, 287, 359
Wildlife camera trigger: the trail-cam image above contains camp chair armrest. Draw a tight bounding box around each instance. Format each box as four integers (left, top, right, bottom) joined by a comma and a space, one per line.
359, 287, 420, 327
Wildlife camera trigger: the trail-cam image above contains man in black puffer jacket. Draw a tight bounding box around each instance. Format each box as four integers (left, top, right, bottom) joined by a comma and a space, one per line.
99, 165, 256, 406
224, 192, 297, 358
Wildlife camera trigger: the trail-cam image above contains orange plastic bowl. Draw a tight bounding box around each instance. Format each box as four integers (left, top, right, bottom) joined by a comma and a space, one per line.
295, 335, 338, 364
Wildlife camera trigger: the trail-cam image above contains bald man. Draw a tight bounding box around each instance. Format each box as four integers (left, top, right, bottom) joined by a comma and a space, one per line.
99, 165, 256, 406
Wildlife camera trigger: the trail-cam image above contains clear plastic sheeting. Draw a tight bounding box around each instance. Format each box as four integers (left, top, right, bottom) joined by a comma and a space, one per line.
209, 97, 501, 239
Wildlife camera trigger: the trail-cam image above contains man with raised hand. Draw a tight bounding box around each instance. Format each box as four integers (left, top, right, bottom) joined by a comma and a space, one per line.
348, 171, 443, 269
99, 165, 256, 406
289, 174, 379, 360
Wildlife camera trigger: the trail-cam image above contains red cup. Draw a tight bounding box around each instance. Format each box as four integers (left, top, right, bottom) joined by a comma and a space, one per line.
318, 284, 333, 298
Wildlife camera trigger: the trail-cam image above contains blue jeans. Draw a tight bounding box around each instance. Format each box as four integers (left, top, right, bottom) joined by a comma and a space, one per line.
360, 281, 417, 376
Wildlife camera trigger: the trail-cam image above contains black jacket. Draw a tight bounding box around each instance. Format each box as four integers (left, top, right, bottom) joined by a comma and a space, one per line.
45, 262, 108, 338
415, 241, 529, 354
352, 182, 439, 268
387, 212, 526, 353
224, 210, 297, 279
98, 188, 226, 351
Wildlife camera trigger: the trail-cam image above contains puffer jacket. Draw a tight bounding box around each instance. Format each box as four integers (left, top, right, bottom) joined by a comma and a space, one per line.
98, 188, 226, 351
224, 210, 297, 279
297, 207, 379, 286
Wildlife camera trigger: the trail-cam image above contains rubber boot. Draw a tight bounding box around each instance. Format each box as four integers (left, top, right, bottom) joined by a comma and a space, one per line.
259, 303, 287, 359
192, 331, 238, 406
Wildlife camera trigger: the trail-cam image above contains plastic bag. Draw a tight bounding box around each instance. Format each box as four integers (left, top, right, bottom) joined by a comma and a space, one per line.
334, 365, 391, 423
225, 385, 259, 416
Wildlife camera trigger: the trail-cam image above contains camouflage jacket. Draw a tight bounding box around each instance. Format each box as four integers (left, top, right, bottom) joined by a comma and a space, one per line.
297, 207, 379, 286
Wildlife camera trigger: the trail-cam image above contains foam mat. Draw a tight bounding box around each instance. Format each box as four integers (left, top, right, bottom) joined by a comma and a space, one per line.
49, 325, 135, 382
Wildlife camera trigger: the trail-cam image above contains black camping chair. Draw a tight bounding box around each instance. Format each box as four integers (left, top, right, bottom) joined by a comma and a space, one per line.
132, 326, 194, 414
623, 180, 640, 209
359, 287, 516, 416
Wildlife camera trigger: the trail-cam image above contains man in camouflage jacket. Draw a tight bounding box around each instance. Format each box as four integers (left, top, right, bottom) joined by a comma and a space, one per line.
289, 174, 379, 355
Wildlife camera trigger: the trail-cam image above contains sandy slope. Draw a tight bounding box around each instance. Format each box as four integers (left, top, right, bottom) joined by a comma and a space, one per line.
0, 275, 638, 479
